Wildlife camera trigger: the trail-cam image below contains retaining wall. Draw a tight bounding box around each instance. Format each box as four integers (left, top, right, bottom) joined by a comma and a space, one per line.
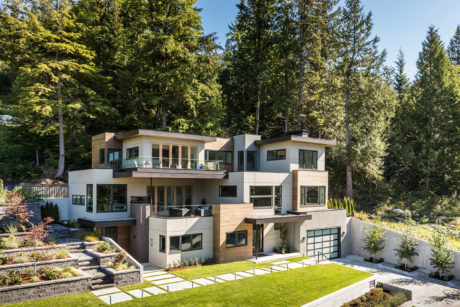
0, 256, 78, 274
105, 267, 141, 286
343, 217, 460, 280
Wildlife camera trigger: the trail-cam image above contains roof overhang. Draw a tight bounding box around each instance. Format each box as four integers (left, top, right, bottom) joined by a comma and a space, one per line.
255, 135, 336, 146
114, 129, 217, 143
78, 217, 136, 228
245, 213, 312, 225
113, 168, 227, 179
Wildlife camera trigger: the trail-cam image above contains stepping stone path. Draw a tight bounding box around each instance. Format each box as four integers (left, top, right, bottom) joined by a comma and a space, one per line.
92, 260, 317, 304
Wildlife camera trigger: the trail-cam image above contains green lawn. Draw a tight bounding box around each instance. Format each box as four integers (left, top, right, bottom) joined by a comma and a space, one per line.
171, 260, 274, 280
286, 256, 311, 262
8, 264, 371, 307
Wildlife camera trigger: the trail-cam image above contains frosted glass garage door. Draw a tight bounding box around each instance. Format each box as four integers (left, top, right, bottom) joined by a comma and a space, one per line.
306, 228, 339, 259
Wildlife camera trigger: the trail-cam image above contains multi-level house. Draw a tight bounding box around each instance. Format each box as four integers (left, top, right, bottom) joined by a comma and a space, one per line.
67, 129, 347, 268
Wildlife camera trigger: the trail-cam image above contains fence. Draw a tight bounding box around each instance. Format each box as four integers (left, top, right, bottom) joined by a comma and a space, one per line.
19, 184, 69, 199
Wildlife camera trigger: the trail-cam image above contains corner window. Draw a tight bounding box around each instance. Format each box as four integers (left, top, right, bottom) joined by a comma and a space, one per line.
159, 235, 165, 253
226, 230, 247, 248
219, 185, 237, 197
126, 147, 139, 159
267, 149, 286, 161
108, 149, 121, 164
299, 149, 318, 169
247, 151, 257, 171
72, 195, 85, 206
250, 186, 281, 208
206, 150, 233, 165
169, 234, 202, 253
86, 184, 93, 212
96, 184, 127, 212
300, 186, 325, 206
99, 149, 105, 163
238, 151, 244, 171
170, 236, 180, 253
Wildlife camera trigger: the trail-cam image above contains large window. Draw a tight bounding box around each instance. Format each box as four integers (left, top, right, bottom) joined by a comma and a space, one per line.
267, 149, 286, 161
299, 149, 318, 169
206, 150, 233, 165
99, 149, 105, 164
238, 151, 244, 171
86, 184, 93, 213
300, 186, 325, 206
126, 147, 139, 159
72, 195, 85, 206
149, 185, 192, 212
169, 234, 202, 253
250, 186, 282, 208
247, 151, 257, 171
108, 149, 121, 164
226, 230, 247, 248
159, 235, 166, 253
97, 184, 127, 212
219, 185, 237, 197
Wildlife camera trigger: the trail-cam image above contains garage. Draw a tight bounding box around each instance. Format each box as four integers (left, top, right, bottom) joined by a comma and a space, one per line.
306, 227, 340, 259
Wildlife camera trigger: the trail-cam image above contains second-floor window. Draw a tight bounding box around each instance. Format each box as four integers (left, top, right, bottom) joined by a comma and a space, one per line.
299, 149, 318, 169
238, 151, 244, 170
219, 185, 237, 197
267, 149, 286, 161
250, 186, 282, 208
108, 149, 121, 164
86, 184, 93, 213
97, 184, 127, 212
300, 186, 325, 206
99, 149, 105, 163
205, 150, 233, 165
152, 144, 198, 169
126, 147, 139, 159
247, 151, 257, 171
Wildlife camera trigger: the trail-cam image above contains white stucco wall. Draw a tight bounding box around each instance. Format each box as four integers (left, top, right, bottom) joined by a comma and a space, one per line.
148, 216, 213, 268
343, 217, 460, 280
263, 223, 281, 253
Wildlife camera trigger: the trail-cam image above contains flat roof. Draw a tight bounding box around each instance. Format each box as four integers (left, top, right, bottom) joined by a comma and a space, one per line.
255, 135, 336, 146
114, 129, 217, 142
245, 213, 312, 225
78, 217, 136, 227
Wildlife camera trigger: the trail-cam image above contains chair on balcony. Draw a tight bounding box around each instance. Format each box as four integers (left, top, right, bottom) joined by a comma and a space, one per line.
142, 160, 152, 168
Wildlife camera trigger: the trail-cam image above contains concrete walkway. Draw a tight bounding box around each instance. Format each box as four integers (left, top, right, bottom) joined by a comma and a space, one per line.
333, 256, 460, 307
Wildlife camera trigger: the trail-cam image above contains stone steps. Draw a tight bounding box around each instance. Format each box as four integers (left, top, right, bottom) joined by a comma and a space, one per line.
90, 268, 113, 290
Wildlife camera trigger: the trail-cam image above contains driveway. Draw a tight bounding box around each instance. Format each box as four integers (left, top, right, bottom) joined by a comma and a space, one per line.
333, 256, 460, 307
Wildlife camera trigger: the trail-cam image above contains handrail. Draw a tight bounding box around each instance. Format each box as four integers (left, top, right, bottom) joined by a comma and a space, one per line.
102, 236, 143, 283
117, 158, 223, 171
315, 251, 328, 264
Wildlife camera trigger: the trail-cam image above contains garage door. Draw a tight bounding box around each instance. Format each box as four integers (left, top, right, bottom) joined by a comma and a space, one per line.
306, 228, 340, 259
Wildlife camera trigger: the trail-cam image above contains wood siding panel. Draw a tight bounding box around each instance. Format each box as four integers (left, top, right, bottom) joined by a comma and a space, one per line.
91, 132, 122, 168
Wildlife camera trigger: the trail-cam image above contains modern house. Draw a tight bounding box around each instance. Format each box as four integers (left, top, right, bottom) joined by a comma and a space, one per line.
66, 129, 347, 268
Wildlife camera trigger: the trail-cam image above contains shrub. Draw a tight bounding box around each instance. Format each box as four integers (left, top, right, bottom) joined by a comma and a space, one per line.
30, 275, 41, 282
42, 271, 59, 280
394, 230, 418, 271
13, 253, 29, 263
4, 235, 20, 249
96, 241, 116, 253
64, 266, 80, 276
2, 222, 18, 234
27, 217, 53, 243
0, 256, 11, 265
200, 256, 205, 265
44, 234, 56, 245
362, 225, 386, 258
55, 248, 69, 259
430, 228, 454, 278
40, 201, 59, 221
328, 197, 355, 216
61, 272, 73, 278
66, 220, 80, 228
77, 230, 101, 242
38, 265, 52, 275
0, 274, 8, 285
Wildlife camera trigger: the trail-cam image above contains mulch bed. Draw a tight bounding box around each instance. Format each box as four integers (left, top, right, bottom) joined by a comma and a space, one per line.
363, 257, 384, 264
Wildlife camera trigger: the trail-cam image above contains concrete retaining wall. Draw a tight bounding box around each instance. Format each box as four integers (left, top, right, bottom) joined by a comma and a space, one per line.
302, 276, 377, 307
0, 271, 91, 305
41, 198, 70, 221
343, 217, 460, 280
0, 257, 78, 274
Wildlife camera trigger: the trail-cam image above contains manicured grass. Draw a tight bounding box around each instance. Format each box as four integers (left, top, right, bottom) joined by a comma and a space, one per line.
8, 264, 372, 307
287, 256, 311, 262
171, 260, 273, 280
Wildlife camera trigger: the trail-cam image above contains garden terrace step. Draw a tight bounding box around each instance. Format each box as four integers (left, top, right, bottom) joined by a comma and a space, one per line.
91, 282, 116, 290
79, 264, 100, 271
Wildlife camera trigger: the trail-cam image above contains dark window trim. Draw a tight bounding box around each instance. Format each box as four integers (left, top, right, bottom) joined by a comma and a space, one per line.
219, 185, 237, 197
299, 149, 318, 169
300, 186, 326, 206
126, 146, 139, 160
107, 148, 122, 163
168, 233, 203, 253
246, 151, 257, 171
96, 184, 128, 213
86, 184, 93, 213
159, 235, 166, 253
225, 230, 248, 248
238, 151, 244, 171
267, 149, 286, 161
205, 150, 233, 165
99, 148, 105, 164
72, 195, 85, 206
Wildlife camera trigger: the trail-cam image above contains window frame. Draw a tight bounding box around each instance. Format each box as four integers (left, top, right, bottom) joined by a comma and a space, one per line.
226, 230, 248, 248
205, 150, 233, 165
246, 151, 257, 171
107, 148, 122, 164
300, 186, 326, 206
267, 149, 286, 161
99, 148, 105, 164
86, 184, 93, 213
159, 235, 166, 253
249, 186, 281, 209
96, 184, 128, 213
219, 185, 237, 197
299, 149, 318, 169
72, 195, 85, 206
126, 146, 139, 160
168, 233, 202, 253
238, 151, 244, 171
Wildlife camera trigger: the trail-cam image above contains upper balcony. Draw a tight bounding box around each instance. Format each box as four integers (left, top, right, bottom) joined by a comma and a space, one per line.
113, 158, 227, 179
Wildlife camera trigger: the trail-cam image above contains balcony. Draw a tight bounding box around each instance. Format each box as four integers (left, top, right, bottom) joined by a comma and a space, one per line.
113, 158, 227, 179
130, 197, 211, 218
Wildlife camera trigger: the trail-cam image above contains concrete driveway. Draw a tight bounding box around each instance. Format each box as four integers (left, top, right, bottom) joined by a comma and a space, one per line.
332, 256, 460, 307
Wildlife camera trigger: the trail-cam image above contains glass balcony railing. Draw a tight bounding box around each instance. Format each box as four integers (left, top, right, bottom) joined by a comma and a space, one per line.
118, 158, 223, 171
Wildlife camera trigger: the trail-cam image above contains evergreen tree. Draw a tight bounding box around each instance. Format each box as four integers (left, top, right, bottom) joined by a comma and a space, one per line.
393, 49, 409, 104
447, 25, 460, 66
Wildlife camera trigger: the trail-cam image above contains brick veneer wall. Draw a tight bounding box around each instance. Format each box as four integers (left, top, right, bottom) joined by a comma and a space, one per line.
0, 257, 79, 274
0, 273, 91, 305
212, 203, 253, 263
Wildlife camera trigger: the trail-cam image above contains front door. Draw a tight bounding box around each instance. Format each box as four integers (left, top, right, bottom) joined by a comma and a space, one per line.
104, 226, 118, 242
253, 224, 264, 255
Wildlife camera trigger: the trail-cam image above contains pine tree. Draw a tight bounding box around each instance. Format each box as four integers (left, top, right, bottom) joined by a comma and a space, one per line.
393, 49, 409, 104
447, 25, 460, 66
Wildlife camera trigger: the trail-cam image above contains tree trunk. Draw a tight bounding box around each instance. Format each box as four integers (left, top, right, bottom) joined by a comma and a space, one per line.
297, 0, 306, 131
255, 81, 261, 135
55, 88, 65, 179
284, 108, 289, 134
162, 107, 167, 128
35, 149, 39, 167
345, 75, 353, 199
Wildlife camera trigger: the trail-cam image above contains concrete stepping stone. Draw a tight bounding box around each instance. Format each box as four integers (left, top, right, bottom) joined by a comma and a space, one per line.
206, 276, 226, 283
91, 287, 121, 296
246, 269, 270, 275
270, 265, 288, 271
98, 292, 133, 304
193, 278, 215, 285
144, 286, 167, 295
127, 289, 151, 298
272, 260, 289, 265
235, 271, 254, 277
215, 273, 244, 281
143, 271, 167, 277
153, 277, 184, 285
145, 273, 176, 281
164, 281, 200, 292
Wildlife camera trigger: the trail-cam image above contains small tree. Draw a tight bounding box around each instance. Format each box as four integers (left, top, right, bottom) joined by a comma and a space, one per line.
362, 225, 386, 260
394, 230, 418, 270
28, 217, 54, 244
279, 223, 288, 250
4, 192, 33, 232
430, 228, 454, 279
